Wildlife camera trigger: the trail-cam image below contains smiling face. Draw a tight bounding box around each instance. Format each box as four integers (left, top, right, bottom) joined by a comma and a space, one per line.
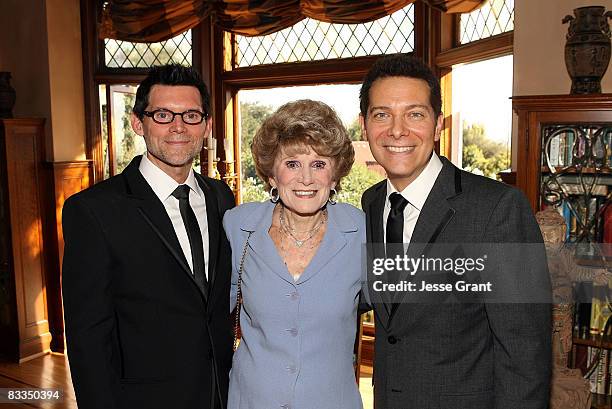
360, 76, 443, 191
269, 147, 336, 217
131, 84, 211, 182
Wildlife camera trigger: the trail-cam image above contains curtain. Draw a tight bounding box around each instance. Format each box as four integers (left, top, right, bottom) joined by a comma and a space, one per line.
100, 0, 485, 42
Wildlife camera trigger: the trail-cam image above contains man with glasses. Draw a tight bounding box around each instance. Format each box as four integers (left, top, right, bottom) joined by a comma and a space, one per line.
62, 64, 235, 409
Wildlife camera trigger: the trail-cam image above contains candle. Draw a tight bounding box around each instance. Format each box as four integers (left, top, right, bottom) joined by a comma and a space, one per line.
207, 134, 214, 177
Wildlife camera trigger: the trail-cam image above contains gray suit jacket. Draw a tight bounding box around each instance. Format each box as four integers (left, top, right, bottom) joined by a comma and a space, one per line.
361, 156, 551, 409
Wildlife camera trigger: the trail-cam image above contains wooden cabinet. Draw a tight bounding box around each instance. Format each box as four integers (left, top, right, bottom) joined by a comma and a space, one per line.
514, 95, 612, 408
0, 119, 51, 362
513, 94, 612, 212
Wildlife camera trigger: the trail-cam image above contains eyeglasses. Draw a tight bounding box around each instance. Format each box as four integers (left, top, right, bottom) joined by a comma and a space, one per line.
142, 109, 207, 125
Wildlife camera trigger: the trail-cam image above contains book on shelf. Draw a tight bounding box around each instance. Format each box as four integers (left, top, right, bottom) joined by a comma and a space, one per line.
609, 350, 612, 395
565, 131, 575, 165
587, 347, 611, 394
604, 204, 612, 245
575, 281, 593, 336
562, 202, 571, 241
557, 195, 611, 245
562, 184, 608, 196
590, 284, 611, 336
589, 347, 597, 393
549, 134, 560, 167
597, 350, 609, 394
545, 131, 576, 167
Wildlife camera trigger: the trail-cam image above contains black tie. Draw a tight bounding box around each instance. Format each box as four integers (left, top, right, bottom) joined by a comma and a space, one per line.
386, 192, 409, 247
385, 192, 409, 305
172, 185, 206, 291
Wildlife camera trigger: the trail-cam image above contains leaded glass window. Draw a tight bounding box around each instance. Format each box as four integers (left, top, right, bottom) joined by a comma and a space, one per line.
233, 4, 414, 68
104, 30, 192, 68
459, 0, 514, 44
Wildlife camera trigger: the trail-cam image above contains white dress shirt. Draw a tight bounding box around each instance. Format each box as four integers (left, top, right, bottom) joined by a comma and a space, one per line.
139, 153, 209, 278
383, 153, 443, 245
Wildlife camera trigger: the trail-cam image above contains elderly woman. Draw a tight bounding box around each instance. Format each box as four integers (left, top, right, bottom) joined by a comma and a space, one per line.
223, 99, 365, 409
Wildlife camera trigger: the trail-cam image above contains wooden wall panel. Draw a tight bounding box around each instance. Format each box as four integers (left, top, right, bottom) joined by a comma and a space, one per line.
0, 119, 51, 362
43, 161, 93, 352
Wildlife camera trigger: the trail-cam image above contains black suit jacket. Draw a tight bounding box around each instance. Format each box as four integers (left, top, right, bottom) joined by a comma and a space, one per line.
62, 156, 235, 409
361, 156, 551, 409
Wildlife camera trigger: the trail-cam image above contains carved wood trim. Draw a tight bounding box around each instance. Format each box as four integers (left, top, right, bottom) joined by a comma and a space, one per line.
436, 31, 513, 67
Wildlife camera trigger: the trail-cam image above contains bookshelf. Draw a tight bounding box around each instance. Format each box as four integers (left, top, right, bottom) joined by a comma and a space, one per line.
514, 95, 612, 405
513, 94, 612, 212
514, 95, 612, 250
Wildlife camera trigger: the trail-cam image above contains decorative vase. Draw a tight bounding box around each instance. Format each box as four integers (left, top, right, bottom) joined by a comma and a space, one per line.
562, 6, 612, 94
0, 72, 16, 118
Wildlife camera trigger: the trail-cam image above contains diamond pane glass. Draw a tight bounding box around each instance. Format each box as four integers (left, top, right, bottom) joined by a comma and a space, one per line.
234, 4, 414, 68
104, 30, 192, 68
460, 0, 514, 44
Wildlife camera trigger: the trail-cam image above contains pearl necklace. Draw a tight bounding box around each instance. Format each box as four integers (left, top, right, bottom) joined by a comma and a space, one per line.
279, 204, 327, 247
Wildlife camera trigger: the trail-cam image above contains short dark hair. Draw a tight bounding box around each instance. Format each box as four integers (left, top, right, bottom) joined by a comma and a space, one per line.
359, 54, 442, 119
133, 64, 210, 120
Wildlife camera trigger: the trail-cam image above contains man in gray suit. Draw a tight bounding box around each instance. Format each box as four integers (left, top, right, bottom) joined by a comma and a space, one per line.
359, 54, 551, 409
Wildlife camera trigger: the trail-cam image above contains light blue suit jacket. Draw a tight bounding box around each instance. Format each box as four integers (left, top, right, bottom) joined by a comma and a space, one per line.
223, 201, 366, 409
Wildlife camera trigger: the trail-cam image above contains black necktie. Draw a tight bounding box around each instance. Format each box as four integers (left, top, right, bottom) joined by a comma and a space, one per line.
172, 185, 206, 291
385, 192, 409, 305
386, 192, 409, 247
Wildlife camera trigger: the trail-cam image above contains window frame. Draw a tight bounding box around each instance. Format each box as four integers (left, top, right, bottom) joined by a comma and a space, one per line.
434, 0, 514, 160
214, 1, 427, 202
82, 1, 436, 188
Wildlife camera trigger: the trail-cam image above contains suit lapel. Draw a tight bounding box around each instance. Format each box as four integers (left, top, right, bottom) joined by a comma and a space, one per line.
241, 202, 295, 285
296, 204, 353, 285
410, 162, 461, 247
122, 156, 208, 304
388, 158, 462, 323
195, 173, 220, 306
365, 182, 393, 330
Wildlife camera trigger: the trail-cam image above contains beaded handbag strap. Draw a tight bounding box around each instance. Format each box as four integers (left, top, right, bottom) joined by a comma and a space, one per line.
233, 232, 252, 352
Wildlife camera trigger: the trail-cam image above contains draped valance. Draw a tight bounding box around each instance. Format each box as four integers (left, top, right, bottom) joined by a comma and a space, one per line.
100, 0, 485, 43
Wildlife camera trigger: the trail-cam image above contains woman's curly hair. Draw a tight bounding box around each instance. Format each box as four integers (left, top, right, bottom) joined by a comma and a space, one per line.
251, 99, 355, 191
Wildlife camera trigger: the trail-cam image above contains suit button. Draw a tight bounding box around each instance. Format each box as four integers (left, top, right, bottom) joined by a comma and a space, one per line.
388, 336, 398, 344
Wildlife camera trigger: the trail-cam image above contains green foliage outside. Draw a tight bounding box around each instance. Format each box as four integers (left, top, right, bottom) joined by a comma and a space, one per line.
241, 177, 269, 203
240, 102, 274, 181
117, 93, 139, 172
336, 164, 384, 208
461, 123, 510, 179
239, 101, 383, 208
346, 117, 362, 141
239, 101, 273, 203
